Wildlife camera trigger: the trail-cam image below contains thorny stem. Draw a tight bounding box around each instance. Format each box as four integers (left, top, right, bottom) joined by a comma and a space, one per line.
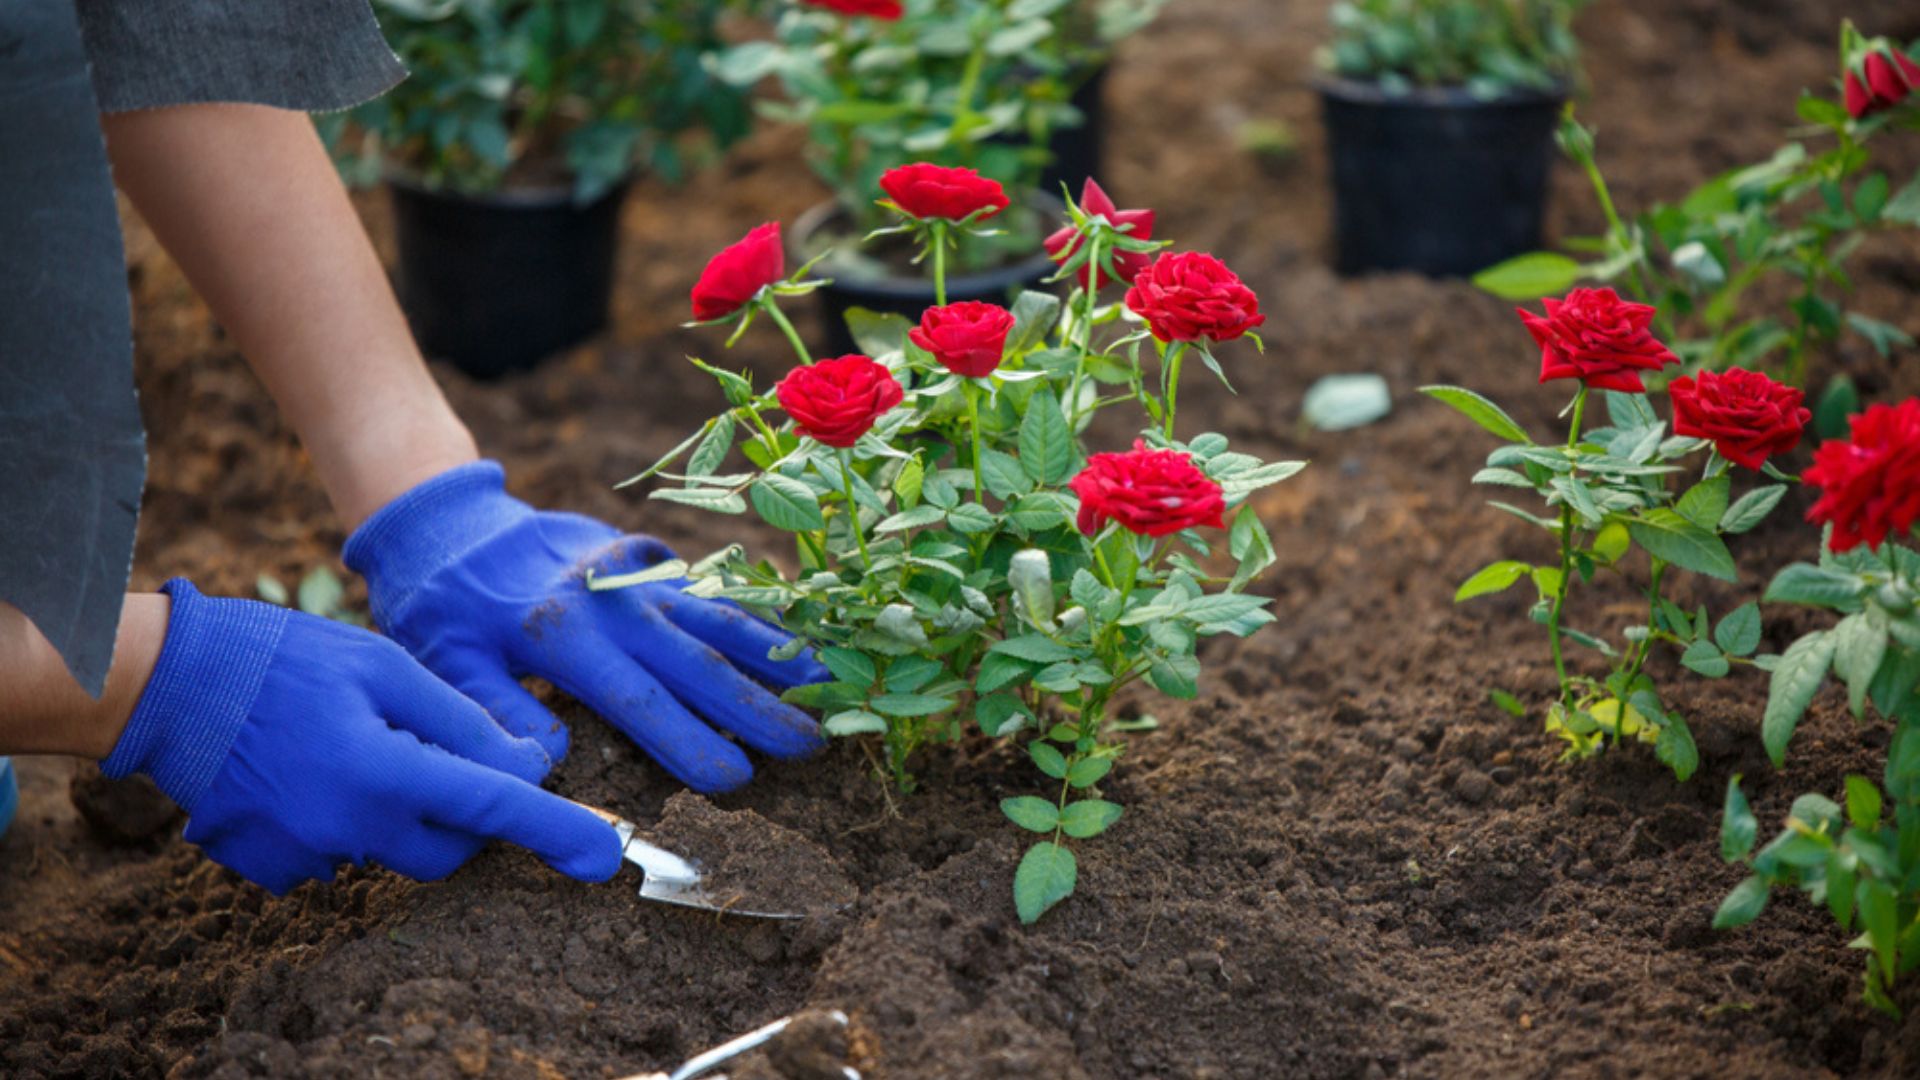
1161, 340, 1188, 440
1620, 557, 1668, 689
763, 299, 813, 368
931, 222, 949, 308
836, 450, 872, 568
1547, 387, 1590, 711
965, 380, 986, 504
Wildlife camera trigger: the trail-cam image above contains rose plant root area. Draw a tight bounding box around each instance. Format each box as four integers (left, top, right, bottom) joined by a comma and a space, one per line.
6, 0, 1920, 1076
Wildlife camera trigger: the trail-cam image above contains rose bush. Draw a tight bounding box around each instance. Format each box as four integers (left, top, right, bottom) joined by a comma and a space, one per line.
1426, 293, 1794, 777
611, 166, 1296, 922
1713, 396, 1920, 1016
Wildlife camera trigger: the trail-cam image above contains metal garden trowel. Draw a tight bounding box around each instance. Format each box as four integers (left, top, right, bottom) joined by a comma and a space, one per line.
575, 801, 852, 920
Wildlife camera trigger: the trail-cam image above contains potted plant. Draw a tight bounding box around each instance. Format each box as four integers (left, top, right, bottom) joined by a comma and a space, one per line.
1315, 0, 1586, 276
321, 0, 752, 377
708, 0, 1168, 351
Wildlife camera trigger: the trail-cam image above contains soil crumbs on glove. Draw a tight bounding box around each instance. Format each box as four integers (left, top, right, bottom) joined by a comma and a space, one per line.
640, 793, 857, 919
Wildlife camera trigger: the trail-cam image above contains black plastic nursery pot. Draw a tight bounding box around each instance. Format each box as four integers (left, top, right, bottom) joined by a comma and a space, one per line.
388, 175, 630, 379
1318, 78, 1564, 278
794, 195, 1064, 357
1041, 64, 1109, 197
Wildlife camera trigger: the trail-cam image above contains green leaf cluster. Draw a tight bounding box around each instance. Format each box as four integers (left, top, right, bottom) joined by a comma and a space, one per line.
1318, 0, 1586, 96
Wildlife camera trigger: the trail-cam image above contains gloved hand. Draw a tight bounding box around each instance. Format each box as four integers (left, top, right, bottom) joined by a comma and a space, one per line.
343, 461, 825, 793
103, 579, 622, 894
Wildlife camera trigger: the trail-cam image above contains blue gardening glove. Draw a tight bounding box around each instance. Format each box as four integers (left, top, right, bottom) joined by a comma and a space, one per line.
343, 461, 826, 793
103, 579, 622, 894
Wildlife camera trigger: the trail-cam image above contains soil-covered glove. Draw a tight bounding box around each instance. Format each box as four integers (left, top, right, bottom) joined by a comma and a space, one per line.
102, 579, 622, 894
343, 461, 825, 793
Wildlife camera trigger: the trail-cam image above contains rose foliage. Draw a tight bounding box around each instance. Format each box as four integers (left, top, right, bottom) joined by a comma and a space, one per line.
606, 173, 1299, 923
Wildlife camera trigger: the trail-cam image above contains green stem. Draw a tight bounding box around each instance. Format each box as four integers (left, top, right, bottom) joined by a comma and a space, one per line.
798, 527, 829, 571
1546, 388, 1590, 709
931, 222, 949, 308
764, 300, 813, 368
1065, 238, 1103, 431
1621, 558, 1667, 688
837, 450, 872, 568
1162, 341, 1188, 440
964, 380, 985, 504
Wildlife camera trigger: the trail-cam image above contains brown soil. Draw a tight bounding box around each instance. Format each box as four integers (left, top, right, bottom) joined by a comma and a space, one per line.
637, 792, 858, 919
6, 1, 1920, 1077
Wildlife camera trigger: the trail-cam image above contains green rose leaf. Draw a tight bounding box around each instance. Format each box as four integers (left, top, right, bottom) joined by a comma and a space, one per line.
1014, 841, 1077, 924
750, 474, 826, 531
1627, 509, 1738, 582
1763, 630, 1836, 767
1001, 796, 1060, 834
1059, 799, 1123, 839
1419, 385, 1533, 444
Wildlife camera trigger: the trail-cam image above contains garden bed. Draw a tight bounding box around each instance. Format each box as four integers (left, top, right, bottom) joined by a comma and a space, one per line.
5, 0, 1920, 1076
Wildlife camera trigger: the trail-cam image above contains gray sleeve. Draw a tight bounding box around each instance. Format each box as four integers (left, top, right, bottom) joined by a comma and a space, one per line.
74, 0, 406, 114
0, 0, 147, 698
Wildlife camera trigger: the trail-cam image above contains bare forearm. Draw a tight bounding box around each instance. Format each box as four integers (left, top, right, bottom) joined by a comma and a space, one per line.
100, 104, 477, 528
0, 596, 169, 758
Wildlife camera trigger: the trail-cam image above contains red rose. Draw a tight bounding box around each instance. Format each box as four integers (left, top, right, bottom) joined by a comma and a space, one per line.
1044, 178, 1156, 289
1518, 288, 1679, 393
1844, 47, 1920, 118
1668, 368, 1810, 470
1804, 399, 1920, 552
878, 164, 1010, 223
1123, 252, 1266, 345
799, 0, 903, 17
1069, 440, 1227, 538
907, 301, 1014, 378
775, 355, 904, 448
691, 222, 784, 322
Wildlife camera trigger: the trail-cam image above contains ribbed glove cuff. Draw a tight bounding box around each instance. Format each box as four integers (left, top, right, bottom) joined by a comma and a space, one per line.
102, 579, 287, 813
342, 460, 534, 629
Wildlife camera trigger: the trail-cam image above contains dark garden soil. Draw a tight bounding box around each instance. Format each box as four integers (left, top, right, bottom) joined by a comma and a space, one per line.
7, 1, 1920, 1076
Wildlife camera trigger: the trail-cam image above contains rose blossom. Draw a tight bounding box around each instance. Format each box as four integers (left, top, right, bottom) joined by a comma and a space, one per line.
691, 222, 784, 322
1044, 178, 1156, 289
1845, 47, 1920, 118
1069, 440, 1228, 538
1123, 252, 1266, 345
1804, 399, 1920, 552
775, 355, 904, 448
908, 302, 1014, 378
1668, 368, 1810, 470
1518, 288, 1679, 393
878, 164, 1010, 223
800, 0, 903, 17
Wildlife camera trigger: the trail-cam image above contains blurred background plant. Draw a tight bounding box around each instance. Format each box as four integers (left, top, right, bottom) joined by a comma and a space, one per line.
319, 0, 754, 202
708, 0, 1168, 252
1475, 28, 1919, 411
1317, 0, 1586, 96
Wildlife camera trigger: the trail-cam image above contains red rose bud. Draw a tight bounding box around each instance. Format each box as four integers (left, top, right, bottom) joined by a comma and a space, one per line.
775, 355, 904, 449
1518, 288, 1679, 393
801, 0, 903, 16
691, 222, 785, 322
878, 164, 1010, 223
1805, 398, 1920, 553
1069, 440, 1228, 538
1668, 368, 1810, 471
1044, 178, 1156, 289
1846, 47, 1920, 118
908, 301, 1014, 378
1123, 252, 1266, 345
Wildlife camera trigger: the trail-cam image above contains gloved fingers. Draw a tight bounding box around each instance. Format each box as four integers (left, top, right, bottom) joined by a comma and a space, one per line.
544, 639, 758, 792
416, 754, 623, 882
428, 653, 571, 767
576, 533, 678, 580
378, 653, 555, 785
650, 592, 830, 689
374, 825, 485, 883
602, 605, 823, 760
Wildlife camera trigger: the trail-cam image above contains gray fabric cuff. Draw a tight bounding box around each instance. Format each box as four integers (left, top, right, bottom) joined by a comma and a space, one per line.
75, 0, 406, 114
